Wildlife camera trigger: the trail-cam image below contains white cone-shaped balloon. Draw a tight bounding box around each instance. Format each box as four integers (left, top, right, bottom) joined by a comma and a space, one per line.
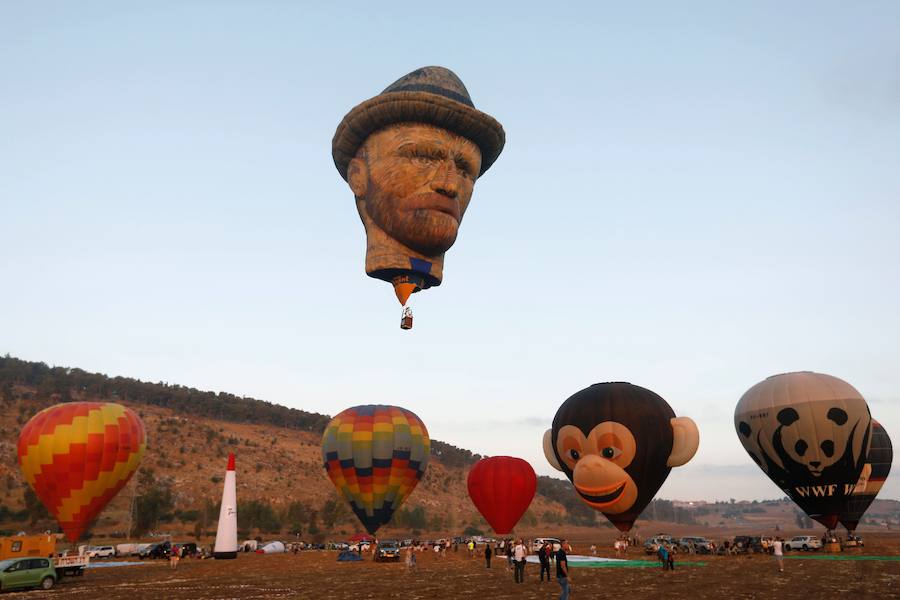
213, 453, 238, 559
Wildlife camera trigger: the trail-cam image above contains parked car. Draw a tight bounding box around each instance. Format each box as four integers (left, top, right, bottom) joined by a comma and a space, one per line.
374, 541, 400, 562
0, 558, 57, 591
348, 542, 371, 552
643, 536, 675, 554
139, 541, 171, 559
173, 542, 198, 557
784, 536, 822, 551
87, 545, 116, 559
677, 537, 713, 554
732, 536, 763, 553
531, 538, 560, 553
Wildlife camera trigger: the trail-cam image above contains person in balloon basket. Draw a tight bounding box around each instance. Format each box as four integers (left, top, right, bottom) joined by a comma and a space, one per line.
538, 542, 552, 582
772, 537, 784, 573
484, 542, 492, 569
513, 538, 528, 583
555, 539, 570, 600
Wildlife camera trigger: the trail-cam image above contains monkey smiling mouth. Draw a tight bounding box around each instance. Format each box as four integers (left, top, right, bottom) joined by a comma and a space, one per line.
575, 481, 627, 505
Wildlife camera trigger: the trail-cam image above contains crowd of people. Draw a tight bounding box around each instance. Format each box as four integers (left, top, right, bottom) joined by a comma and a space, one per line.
437, 537, 576, 600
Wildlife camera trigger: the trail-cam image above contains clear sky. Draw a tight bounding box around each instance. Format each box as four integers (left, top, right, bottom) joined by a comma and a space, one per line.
2, 1, 898, 502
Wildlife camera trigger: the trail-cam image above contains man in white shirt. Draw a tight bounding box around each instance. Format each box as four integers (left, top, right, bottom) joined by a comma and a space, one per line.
513, 538, 528, 583
772, 537, 784, 573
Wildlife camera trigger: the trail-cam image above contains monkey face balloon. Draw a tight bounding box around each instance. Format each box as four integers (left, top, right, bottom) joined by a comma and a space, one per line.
543, 382, 699, 532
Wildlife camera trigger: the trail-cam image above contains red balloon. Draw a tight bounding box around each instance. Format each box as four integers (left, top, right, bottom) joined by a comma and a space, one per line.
467, 457, 536, 535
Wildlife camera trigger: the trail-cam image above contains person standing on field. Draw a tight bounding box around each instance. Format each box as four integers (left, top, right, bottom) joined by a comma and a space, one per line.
539, 542, 552, 582
556, 539, 570, 600
773, 537, 784, 573
513, 538, 527, 583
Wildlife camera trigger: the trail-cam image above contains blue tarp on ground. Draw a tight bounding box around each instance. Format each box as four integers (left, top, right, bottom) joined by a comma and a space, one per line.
337, 550, 364, 562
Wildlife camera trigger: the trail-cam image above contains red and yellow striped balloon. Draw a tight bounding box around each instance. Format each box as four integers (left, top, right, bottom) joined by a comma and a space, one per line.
17, 402, 146, 542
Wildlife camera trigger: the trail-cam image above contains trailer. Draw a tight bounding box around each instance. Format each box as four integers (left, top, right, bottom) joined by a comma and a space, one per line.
0, 534, 90, 577
0, 534, 56, 559
53, 554, 90, 577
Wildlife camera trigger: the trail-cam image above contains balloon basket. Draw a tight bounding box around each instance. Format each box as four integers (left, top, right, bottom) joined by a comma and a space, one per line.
400, 307, 413, 330
824, 541, 842, 553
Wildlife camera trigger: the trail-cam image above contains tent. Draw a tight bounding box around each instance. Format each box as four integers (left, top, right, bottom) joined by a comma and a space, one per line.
337, 550, 364, 562
257, 541, 285, 554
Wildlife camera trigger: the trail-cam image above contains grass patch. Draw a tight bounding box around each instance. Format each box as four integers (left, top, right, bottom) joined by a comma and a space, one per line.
784, 554, 900, 561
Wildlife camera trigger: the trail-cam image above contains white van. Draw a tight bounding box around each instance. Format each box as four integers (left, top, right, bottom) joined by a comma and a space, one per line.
87, 545, 115, 558
531, 538, 561, 553
785, 536, 822, 551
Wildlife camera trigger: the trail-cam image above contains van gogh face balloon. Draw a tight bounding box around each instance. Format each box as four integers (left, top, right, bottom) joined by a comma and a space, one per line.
321, 405, 429, 535
734, 372, 872, 530
18, 402, 146, 542
332, 66, 505, 316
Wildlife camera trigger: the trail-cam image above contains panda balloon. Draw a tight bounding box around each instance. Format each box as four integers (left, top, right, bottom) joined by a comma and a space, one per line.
734, 371, 872, 530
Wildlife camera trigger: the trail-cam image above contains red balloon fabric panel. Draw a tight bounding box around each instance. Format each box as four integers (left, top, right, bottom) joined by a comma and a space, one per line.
467, 456, 536, 535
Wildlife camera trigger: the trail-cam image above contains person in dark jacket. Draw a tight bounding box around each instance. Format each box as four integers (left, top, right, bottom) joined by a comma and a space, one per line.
539, 542, 552, 582
485, 543, 492, 568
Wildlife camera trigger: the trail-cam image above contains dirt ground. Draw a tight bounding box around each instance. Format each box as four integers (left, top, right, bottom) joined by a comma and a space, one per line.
15, 533, 900, 600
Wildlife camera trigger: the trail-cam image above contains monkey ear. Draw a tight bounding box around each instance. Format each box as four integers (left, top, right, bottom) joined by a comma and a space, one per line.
667, 417, 700, 467
347, 157, 368, 198
543, 429, 562, 471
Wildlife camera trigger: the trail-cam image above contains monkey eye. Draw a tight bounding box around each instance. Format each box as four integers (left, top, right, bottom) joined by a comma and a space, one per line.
568, 449, 580, 461
601, 447, 621, 459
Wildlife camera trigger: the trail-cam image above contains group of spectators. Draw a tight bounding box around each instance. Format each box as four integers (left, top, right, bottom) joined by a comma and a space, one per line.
477, 538, 572, 600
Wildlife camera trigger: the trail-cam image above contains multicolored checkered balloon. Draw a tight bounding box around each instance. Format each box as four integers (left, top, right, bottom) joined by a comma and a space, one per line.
321, 405, 429, 535
18, 402, 146, 542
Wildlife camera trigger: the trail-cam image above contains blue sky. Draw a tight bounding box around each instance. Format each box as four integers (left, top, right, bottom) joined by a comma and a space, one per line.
2, 1, 898, 502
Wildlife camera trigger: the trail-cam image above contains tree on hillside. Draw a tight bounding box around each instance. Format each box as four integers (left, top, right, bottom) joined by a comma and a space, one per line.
321, 495, 350, 530
283, 501, 312, 536
23, 487, 50, 526
133, 468, 174, 536
238, 500, 281, 534
393, 506, 427, 531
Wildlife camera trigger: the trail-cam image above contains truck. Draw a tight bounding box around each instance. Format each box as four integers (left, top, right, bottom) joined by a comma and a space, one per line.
0, 534, 90, 576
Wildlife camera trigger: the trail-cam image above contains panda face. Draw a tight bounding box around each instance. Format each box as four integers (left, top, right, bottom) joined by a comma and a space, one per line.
736, 395, 870, 481
776, 405, 852, 476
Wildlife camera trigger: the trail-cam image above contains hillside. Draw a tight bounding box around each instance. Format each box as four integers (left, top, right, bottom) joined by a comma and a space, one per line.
1, 355, 897, 542
0, 356, 577, 540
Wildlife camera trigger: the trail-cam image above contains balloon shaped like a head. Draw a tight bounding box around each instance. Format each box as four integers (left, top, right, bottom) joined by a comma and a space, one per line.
543, 382, 699, 531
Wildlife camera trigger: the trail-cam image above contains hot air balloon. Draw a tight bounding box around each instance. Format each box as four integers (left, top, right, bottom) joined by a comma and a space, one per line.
17, 402, 146, 542
734, 371, 872, 531
467, 457, 536, 535
840, 420, 892, 532
332, 66, 506, 329
321, 405, 429, 535
543, 382, 699, 532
